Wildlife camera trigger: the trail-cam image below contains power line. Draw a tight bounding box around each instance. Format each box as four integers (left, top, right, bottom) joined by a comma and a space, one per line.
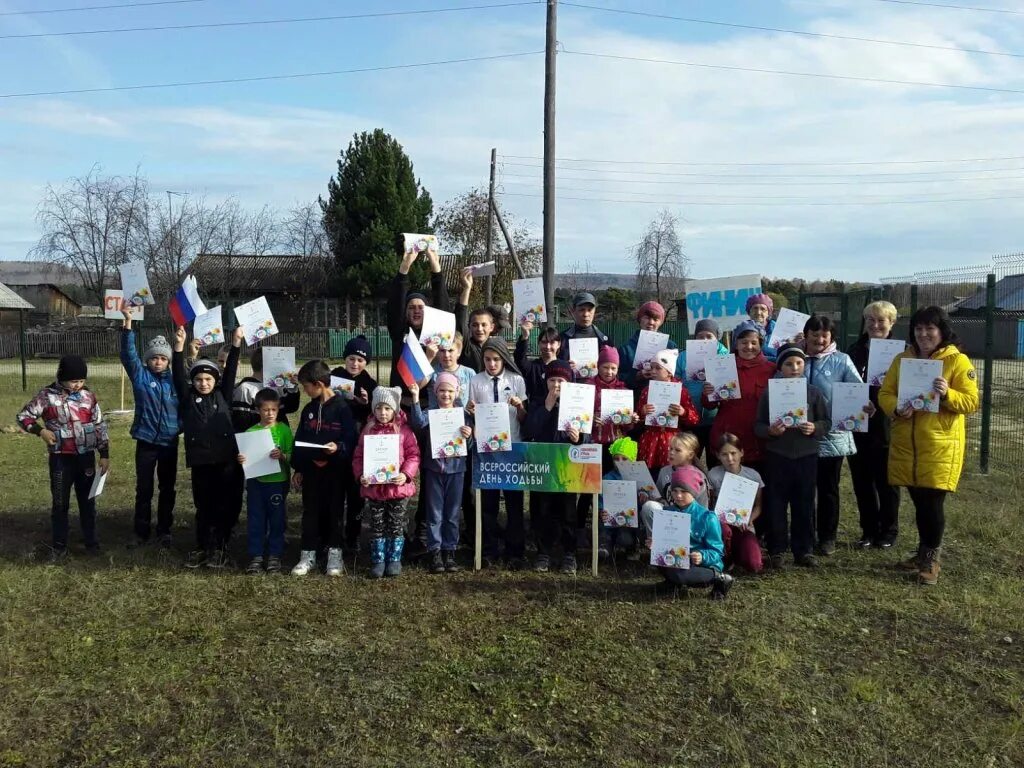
497, 153, 1024, 167
561, 49, 1024, 95
498, 161, 1024, 178
498, 171, 1024, 186
0, 50, 544, 99
561, 2, 1022, 59
500, 191, 1024, 206
0, 0, 206, 15
0, 1, 541, 39
869, 0, 1024, 14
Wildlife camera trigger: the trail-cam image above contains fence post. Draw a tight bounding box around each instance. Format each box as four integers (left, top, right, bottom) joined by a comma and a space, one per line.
979, 272, 996, 474
19, 308, 27, 392
910, 284, 918, 316
839, 289, 850, 349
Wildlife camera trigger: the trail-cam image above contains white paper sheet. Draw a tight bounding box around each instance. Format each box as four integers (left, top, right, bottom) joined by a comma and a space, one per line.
633, 330, 670, 370
192, 305, 224, 346
330, 375, 355, 399
705, 354, 740, 402
831, 381, 870, 432
362, 433, 401, 484
568, 338, 599, 379
103, 290, 143, 320
767, 308, 810, 351
645, 380, 682, 428
599, 389, 634, 425
233, 296, 279, 345
118, 261, 154, 306
474, 401, 513, 453
235, 428, 281, 480
402, 233, 438, 261
616, 460, 661, 501
602, 479, 639, 528
262, 346, 296, 391
512, 277, 547, 324
418, 306, 457, 350
428, 408, 469, 459
556, 382, 596, 434
768, 378, 808, 426
867, 339, 906, 387
713, 472, 759, 527
897, 358, 942, 413
684, 339, 717, 382
88, 470, 108, 499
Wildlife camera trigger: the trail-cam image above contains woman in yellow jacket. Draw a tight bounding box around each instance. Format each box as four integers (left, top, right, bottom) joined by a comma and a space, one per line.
878, 306, 979, 586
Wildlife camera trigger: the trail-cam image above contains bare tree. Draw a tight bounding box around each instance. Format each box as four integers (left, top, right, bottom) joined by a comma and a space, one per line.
633, 209, 688, 309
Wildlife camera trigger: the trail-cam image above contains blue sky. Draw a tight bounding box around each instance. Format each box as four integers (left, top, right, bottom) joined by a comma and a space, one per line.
2, 0, 1024, 281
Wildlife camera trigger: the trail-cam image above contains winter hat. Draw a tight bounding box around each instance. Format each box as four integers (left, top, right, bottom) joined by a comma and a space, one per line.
57, 355, 87, 382
598, 346, 620, 366
544, 359, 574, 382
608, 437, 638, 462
433, 371, 460, 393
405, 291, 428, 307
776, 344, 807, 370
188, 359, 221, 383
372, 386, 401, 413
733, 320, 764, 340
746, 293, 774, 314
670, 465, 705, 497
487, 304, 511, 332
144, 335, 172, 364
636, 301, 666, 323
694, 319, 721, 339
343, 334, 372, 361
481, 337, 521, 375
651, 348, 679, 373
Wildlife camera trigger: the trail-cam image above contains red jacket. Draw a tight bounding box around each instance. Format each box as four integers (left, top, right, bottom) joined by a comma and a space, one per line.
636, 377, 700, 471
587, 374, 631, 445
352, 411, 420, 501
703, 353, 775, 463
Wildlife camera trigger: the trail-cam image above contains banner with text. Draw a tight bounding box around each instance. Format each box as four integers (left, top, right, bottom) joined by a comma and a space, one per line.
685, 274, 762, 335
472, 442, 602, 493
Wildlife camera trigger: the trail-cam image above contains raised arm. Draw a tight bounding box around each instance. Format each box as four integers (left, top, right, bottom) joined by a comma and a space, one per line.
119, 308, 143, 380
171, 326, 189, 401
220, 327, 243, 396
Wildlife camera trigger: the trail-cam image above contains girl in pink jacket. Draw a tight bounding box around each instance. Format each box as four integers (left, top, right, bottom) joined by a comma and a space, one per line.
352, 386, 420, 578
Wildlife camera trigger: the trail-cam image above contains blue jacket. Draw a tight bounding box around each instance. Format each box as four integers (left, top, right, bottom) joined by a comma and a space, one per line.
410, 403, 471, 475
674, 340, 728, 427
804, 346, 862, 458
618, 330, 679, 393
672, 499, 725, 572
120, 329, 180, 446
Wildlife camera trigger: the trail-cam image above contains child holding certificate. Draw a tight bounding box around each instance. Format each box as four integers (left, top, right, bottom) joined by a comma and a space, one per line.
707, 433, 764, 574
636, 350, 699, 475
597, 437, 641, 560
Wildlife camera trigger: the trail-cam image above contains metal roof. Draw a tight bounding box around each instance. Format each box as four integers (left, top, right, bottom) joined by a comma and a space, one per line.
0, 282, 35, 310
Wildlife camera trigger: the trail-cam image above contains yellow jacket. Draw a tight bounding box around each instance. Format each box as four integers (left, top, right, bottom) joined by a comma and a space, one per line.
878, 345, 979, 491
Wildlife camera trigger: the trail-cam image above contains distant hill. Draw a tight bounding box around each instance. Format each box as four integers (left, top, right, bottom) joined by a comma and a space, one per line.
555, 272, 636, 291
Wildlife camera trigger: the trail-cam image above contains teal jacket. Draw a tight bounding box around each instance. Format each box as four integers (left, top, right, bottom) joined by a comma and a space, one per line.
665, 499, 725, 572
618, 330, 678, 392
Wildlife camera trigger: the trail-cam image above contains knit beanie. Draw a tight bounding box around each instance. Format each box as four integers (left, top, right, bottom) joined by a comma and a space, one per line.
636, 301, 666, 322
694, 319, 721, 339
651, 349, 679, 373
733, 320, 764, 340
372, 386, 401, 413
598, 346, 620, 366
405, 291, 428, 307
776, 344, 807, 370
433, 371, 460, 393
544, 359, 574, 382
670, 465, 705, 497
57, 355, 87, 382
144, 335, 172, 364
608, 436, 638, 462
343, 334, 372, 361
746, 293, 774, 314
188, 359, 221, 383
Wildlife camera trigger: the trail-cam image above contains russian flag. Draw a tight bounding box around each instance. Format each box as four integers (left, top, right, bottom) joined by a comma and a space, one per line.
168, 275, 207, 327
396, 329, 432, 389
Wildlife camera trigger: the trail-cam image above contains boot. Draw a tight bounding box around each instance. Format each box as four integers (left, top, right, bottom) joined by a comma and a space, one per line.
898, 544, 923, 572
368, 538, 386, 580
385, 537, 404, 578
710, 573, 734, 601
918, 547, 941, 586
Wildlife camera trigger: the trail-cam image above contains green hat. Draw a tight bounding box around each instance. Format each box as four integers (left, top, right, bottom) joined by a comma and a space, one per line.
609, 437, 638, 462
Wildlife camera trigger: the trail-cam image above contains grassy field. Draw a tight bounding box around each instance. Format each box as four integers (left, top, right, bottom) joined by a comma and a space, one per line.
1, 372, 1023, 767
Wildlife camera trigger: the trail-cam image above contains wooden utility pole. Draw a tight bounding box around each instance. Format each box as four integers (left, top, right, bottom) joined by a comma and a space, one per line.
542, 0, 557, 317
486, 147, 496, 305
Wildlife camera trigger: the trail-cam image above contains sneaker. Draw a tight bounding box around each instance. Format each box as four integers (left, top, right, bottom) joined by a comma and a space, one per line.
795, 554, 819, 568
46, 547, 69, 566
768, 553, 786, 570
265, 556, 282, 574
184, 549, 207, 569
626, 547, 642, 562
560, 555, 577, 575
325, 548, 345, 577
443, 551, 462, 573
875, 535, 896, 550
291, 550, 317, 577
710, 573, 734, 601
534, 554, 550, 573
205, 549, 229, 569
597, 545, 611, 560
854, 537, 873, 549
429, 550, 446, 574
816, 540, 836, 557
246, 557, 264, 575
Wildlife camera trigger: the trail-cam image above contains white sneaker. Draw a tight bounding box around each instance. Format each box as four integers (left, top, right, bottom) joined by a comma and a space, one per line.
325, 547, 344, 577
291, 550, 317, 576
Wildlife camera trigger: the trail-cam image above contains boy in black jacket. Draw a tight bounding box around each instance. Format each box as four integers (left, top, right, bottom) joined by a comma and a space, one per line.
290, 360, 359, 578
172, 324, 243, 569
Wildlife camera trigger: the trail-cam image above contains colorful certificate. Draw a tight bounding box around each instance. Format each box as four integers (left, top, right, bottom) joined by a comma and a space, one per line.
192, 305, 224, 347
713, 472, 759, 527
633, 330, 670, 370
831, 381, 870, 432
429, 408, 468, 459
569, 338, 599, 379
684, 339, 717, 382
867, 339, 906, 387
602, 479, 638, 528
418, 306, 456, 350
645, 380, 682, 428
261, 346, 296, 391
103, 289, 143, 320
767, 308, 810, 351
650, 509, 691, 569
330, 375, 355, 398
768, 378, 808, 427
512, 277, 547, 324
557, 382, 595, 434
474, 402, 512, 453
599, 389, 634, 426
897, 358, 942, 413
705, 354, 740, 402
235, 428, 281, 480
233, 296, 279, 345
402, 233, 438, 261
616, 460, 661, 502
362, 434, 401, 484
118, 261, 154, 306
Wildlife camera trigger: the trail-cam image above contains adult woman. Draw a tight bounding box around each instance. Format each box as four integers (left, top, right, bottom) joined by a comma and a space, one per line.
802, 315, 864, 556
878, 306, 978, 585
846, 301, 903, 549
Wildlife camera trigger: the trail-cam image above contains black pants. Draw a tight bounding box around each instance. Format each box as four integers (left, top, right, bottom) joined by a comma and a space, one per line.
340, 461, 363, 548
534, 492, 577, 558
662, 564, 718, 587
48, 453, 98, 550
815, 456, 844, 545
848, 435, 900, 541
133, 437, 178, 540
764, 452, 816, 558
300, 467, 347, 552
367, 498, 408, 539
225, 461, 245, 543
908, 487, 946, 549
481, 489, 524, 559
191, 462, 236, 550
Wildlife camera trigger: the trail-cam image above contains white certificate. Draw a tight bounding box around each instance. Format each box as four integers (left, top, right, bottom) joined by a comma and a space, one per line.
512, 277, 547, 324
633, 330, 670, 370
767, 308, 810, 351
474, 402, 512, 453
867, 339, 906, 387
233, 296, 279, 345
557, 382, 595, 434
602, 479, 638, 528
88, 470, 108, 499
599, 389, 634, 426
193, 305, 224, 347
768, 378, 808, 427
235, 428, 281, 480
362, 433, 401, 484
103, 290, 144, 320
684, 339, 717, 382
467, 261, 496, 277
418, 306, 456, 350
118, 261, 154, 306
705, 354, 740, 402
569, 338, 599, 379
831, 381, 870, 432
714, 472, 759, 527
897, 358, 942, 413
429, 408, 469, 459
402, 233, 438, 261
617, 460, 661, 502
645, 380, 682, 428
650, 509, 691, 570
262, 346, 296, 391
330, 375, 356, 399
